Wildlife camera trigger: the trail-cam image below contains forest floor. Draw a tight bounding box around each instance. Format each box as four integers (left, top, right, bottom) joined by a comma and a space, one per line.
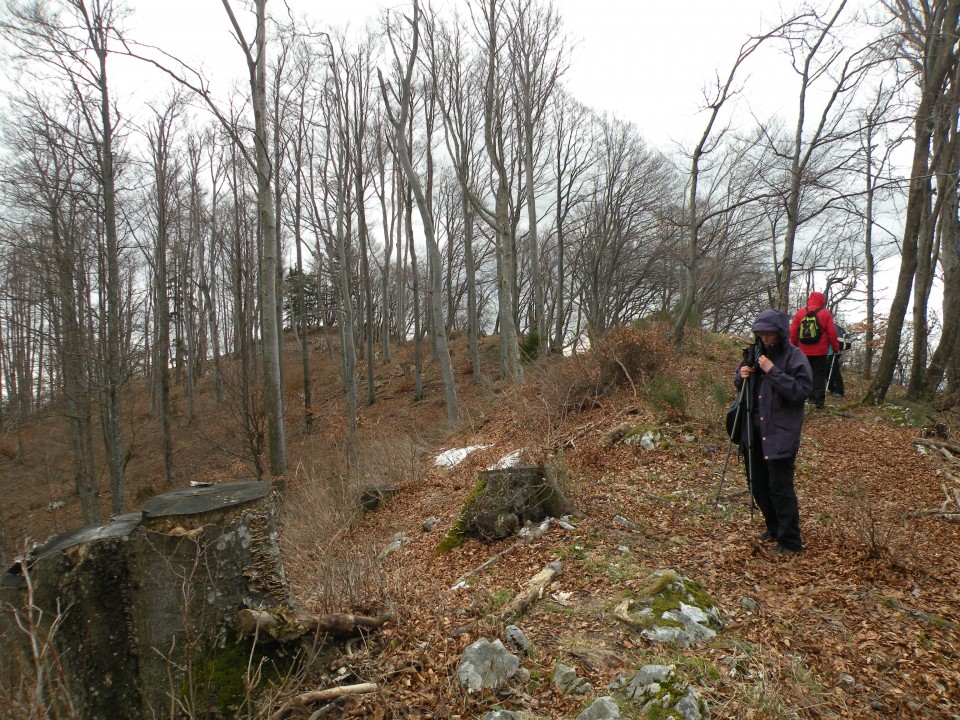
1, 327, 958, 719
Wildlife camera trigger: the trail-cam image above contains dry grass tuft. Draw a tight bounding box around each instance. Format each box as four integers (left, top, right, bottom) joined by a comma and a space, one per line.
280, 430, 429, 615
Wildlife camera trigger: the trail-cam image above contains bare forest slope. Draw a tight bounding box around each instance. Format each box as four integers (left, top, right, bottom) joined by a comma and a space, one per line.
1, 326, 958, 719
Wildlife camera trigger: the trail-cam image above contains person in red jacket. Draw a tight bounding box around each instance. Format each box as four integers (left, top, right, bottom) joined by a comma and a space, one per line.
789, 291, 840, 408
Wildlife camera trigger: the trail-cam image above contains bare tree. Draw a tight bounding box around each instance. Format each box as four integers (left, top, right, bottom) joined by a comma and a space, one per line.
423, 4, 485, 381
1, 92, 101, 521
670, 20, 798, 345
575, 117, 675, 336
544, 90, 594, 352
508, 0, 567, 354
866, 0, 960, 404
143, 96, 183, 488
381, 0, 459, 429
3, 0, 131, 512
460, 0, 522, 380
218, 0, 286, 476
764, 0, 874, 311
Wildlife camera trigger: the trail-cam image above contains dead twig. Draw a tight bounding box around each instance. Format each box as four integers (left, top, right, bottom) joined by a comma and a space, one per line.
614, 356, 637, 397
914, 437, 960, 458
268, 682, 379, 720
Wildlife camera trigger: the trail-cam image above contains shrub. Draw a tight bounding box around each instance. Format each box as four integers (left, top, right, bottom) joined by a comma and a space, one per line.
593, 325, 675, 392
648, 373, 687, 416
519, 331, 543, 362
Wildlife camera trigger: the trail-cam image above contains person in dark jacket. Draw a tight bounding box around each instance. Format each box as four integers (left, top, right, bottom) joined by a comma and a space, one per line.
789, 290, 839, 408
827, 325, 852, 396
735, 308, 813, 555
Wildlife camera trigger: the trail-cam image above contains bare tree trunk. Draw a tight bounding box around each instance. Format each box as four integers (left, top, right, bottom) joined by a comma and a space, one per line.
867, 0, 960, 404
863, 117, 877, 379
463, 190, 481, 382
380, 5, 459, 427
222, 0, 286, 477
147, 103, 178, 488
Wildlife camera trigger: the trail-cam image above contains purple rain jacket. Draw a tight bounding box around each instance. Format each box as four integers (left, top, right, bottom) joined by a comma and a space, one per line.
734, 309, 813, 459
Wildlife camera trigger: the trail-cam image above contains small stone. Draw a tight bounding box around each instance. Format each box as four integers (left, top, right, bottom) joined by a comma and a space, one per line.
422, 516, 440, 532
553, 663, 579, 692
481, 712, 520, 720
504, 625, 535, 657
739, 597, 760, 613
613, 514, 639, 529
576, 696, 620, 720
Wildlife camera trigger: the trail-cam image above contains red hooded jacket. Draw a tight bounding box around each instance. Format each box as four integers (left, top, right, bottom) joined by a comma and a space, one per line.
789, 291, 840, 357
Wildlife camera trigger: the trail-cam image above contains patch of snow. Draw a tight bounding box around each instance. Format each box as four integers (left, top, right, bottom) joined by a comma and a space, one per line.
435, 445, 491, 467
488, 448, 525, 469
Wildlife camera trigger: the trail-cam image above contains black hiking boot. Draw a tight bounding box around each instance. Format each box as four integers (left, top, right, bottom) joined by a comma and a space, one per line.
771, 544, 803, 557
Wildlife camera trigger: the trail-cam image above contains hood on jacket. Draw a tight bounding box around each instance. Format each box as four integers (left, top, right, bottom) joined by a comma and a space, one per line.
752, 308, 791, 341
807, 291, 826, 310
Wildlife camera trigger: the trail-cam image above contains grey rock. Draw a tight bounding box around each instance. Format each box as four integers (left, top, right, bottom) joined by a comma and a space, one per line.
634, 664, 675, 686
553, 663, 595, 696
641, 603, 718, 647
553, 663, 579, 691
675, 692, 706, 720
739, 597, 760, 613
576, 696, 621, 720
571, 678, 595, 695
615, 665, 709, 720
456, 638, 520, 693
422, 516, 440, 532
613, 514, 639, 529
505, 625, 535, 656
481, 712, 520, 720
378, 539, 403, 559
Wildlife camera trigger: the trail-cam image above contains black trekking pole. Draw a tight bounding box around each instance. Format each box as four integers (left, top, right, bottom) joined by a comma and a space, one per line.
743, 369, 756, 520
715, 342, 758, 510
714, 376, 749, 507
826, 353, 837, 396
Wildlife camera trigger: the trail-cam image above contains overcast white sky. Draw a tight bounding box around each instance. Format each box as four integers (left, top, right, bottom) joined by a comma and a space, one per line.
125, 0, 790, 149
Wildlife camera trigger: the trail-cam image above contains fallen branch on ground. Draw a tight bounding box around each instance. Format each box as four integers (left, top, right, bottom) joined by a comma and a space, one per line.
914, 437, 960, 457
268, 682, 379, 720
905, 481, 960, 522
501, 560, 563, 621
237, 608, 392, 641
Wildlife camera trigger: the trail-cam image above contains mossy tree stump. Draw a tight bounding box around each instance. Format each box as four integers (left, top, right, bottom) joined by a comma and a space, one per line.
437, 466, 573, 553
0, 481, 294, 719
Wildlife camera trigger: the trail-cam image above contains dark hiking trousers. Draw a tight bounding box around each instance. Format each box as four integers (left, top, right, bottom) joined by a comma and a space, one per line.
744, 438, 803, 551
807, 354, 828, 407
828, 356, 844, 396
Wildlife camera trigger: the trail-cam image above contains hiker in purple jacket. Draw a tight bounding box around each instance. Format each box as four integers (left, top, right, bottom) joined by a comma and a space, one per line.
734, 308, 813, 555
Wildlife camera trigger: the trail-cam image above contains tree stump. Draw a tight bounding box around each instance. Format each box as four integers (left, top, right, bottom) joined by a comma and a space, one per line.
4, 512, 143, 719
0, 481, 294, 719
437, 466, 573, 552
131, 482, 294, 716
